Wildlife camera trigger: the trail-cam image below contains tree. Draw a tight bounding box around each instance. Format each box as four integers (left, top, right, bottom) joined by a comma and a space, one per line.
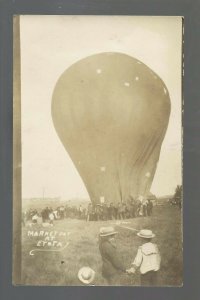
173, 185, 182, 208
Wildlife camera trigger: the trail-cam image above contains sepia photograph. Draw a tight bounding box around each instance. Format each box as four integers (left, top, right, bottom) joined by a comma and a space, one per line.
13, 15, 183, 286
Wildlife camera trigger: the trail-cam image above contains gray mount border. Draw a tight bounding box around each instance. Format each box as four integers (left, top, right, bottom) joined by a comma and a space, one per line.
0, 0, 200, 299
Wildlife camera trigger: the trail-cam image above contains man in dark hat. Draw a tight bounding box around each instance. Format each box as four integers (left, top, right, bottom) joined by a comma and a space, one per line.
99, 227, 126, 285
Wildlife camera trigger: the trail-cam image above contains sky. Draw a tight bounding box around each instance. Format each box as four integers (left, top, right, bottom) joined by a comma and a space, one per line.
20, 15, 182, 199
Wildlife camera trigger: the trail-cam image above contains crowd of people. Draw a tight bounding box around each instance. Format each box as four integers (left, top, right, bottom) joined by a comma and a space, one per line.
86, 198, 153, 221
22, 204, 85, 226
22, 197, 154, 226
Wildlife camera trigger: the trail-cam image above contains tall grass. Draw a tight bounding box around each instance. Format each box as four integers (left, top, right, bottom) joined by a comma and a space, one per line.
21, 205, 182, 286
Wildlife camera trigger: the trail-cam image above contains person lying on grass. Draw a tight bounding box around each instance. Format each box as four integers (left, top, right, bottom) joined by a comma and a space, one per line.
99, 226, 126, 285
126, 229, 161, 286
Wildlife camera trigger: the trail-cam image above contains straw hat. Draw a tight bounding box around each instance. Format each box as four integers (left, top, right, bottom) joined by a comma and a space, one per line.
99, 226, 118, 237
137, 229, 155, 238
78, 267, 95, 284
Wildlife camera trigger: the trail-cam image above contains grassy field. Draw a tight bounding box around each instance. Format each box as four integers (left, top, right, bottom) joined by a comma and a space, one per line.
21, 205, 182, 286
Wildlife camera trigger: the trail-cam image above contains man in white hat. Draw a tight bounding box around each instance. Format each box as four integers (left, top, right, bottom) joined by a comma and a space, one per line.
126, 229, 161, 286
99, 226, 126, 285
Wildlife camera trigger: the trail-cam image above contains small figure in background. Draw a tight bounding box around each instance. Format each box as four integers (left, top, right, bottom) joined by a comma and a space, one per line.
49, 211, 54, 226
78, 204, 83, 219
32, 212, 38, 224
147, 199, 153, 216
86, 203, 92, 221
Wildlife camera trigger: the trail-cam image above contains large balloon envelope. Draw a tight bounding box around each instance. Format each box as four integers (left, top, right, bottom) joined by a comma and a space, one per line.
52, 52, 171, 205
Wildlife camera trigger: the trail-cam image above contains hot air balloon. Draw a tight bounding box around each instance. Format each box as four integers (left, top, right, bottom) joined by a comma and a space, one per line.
52, 52, 170, 205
